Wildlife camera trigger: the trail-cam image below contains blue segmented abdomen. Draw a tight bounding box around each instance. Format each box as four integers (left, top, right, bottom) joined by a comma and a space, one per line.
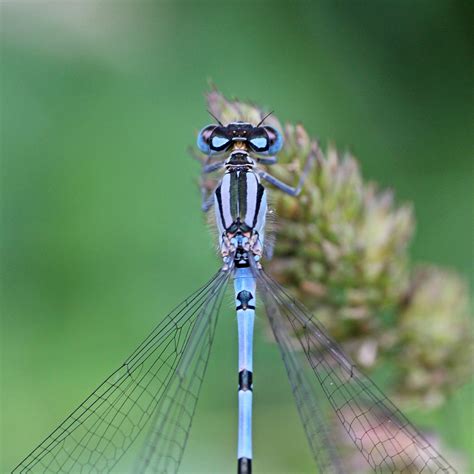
234, 266, 256, 464
214, 170, 267, 236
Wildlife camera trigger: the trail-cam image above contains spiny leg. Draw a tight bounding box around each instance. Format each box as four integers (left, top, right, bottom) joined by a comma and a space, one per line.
199, 161, 226, 212
202, 160, 226, 174
257, 141, 320, 196
201, 188, 218, 213
256, 156, 277, 165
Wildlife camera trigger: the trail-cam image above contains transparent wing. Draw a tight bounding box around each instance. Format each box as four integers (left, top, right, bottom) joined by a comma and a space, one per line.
12, 269, 230, 474
257, 268, 457, 474
135, 269, 229, 473
266, 294, 345, 474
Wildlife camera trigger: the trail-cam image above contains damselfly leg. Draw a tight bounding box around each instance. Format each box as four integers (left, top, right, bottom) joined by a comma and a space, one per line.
256, 141, 319, 197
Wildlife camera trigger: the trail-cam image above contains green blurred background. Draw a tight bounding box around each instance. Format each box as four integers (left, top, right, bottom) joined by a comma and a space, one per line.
1, 1, 472, 472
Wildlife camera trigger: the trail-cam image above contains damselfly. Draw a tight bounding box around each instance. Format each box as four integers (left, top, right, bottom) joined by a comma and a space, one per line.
12, 112, 457, 474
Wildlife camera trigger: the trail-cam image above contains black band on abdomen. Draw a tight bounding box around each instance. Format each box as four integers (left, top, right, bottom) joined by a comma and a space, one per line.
238, 369, 253, 391
238, 457, 252, 474
236, 290, 255, 311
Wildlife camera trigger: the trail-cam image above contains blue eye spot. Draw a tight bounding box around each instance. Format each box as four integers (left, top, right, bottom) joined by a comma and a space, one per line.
211, 136, 229, 149
197, 125, 217, 153
250, 137, 268, 150
197, 134, 210, 153
268, 131, 283, 154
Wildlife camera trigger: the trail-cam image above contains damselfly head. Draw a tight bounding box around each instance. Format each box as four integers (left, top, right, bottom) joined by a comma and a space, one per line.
197, 121, 283, 156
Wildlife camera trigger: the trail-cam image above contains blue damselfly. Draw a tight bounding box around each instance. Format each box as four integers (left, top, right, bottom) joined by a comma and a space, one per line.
12, 112, 457, 473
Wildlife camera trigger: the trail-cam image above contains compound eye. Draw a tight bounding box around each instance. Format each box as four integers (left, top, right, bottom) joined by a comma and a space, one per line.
264, 126, 283, 154
210, 135, 230, 150
249, 136, 268, 151
197, 125, 218, 154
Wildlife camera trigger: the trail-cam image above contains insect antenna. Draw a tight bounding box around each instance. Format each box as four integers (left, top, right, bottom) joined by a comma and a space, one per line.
257, 110, 274, 127
207, 109, 224, 126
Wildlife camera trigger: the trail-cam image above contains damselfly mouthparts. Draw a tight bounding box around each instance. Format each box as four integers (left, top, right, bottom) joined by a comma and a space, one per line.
12, 111, 457, 474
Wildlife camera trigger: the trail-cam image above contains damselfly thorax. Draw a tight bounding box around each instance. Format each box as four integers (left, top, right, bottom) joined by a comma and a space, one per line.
214, 159, 267, 264
197, 120, 312, 267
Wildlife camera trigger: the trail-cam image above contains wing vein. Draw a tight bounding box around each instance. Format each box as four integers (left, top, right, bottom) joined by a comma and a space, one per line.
12, 270, 230, 474
257, 268, 456, 474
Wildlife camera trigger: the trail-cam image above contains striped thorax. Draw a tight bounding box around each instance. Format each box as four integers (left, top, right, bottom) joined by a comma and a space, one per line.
197, 120, 283, 266
214, 157, 267, 263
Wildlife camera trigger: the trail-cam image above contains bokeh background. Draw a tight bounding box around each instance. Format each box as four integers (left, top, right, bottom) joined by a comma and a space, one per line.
1, 1, 472, 473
